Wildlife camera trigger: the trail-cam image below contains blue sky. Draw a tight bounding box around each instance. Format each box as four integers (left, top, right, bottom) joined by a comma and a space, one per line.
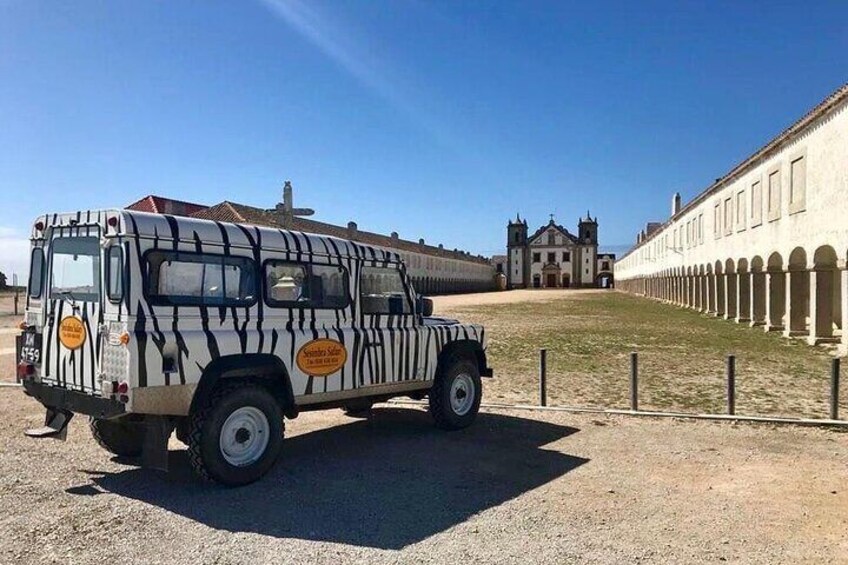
1, 0, 847, 278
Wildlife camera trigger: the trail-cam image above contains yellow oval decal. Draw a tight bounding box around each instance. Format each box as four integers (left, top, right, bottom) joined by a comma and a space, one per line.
58, 316, 86, 351
296, 339, 347, 377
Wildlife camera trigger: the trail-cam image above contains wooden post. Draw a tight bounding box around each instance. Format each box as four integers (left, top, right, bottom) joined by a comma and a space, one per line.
727, 355, 736, 416
539, 349, 547, 407
630, 352, 638, 411
831, 358, 841, 420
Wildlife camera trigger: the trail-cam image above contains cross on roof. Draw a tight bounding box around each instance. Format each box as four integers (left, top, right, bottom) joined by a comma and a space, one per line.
273, 180, 315, 228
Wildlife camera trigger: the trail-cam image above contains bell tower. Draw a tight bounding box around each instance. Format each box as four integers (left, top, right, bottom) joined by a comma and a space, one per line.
507, 214, 529, 288
578, 211, 598, 245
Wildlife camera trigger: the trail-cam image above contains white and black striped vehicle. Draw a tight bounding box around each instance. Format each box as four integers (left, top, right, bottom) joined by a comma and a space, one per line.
17, 209, 491, 485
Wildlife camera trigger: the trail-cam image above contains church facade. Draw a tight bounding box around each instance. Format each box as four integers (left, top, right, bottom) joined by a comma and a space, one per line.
506, 213, 615, 289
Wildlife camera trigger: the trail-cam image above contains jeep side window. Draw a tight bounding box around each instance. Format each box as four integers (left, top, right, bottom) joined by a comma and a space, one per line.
106, 245, 123, 303
264, 261, 349, 309
146, 251, 257, 307
360, 266, 411, 315
28, 247, 44, 298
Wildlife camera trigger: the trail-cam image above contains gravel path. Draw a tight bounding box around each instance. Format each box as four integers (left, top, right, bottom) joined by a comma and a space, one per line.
1, 389, 846, 564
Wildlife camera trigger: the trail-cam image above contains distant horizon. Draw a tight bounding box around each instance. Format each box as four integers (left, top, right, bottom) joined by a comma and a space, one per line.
2, 1, 847, 278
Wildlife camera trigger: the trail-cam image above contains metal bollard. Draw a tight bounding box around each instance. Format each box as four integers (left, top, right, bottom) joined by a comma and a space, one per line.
539, 349, 547, 407
727, 355, 736, 416
831, 358, 841, 420
629, 352, 638, 411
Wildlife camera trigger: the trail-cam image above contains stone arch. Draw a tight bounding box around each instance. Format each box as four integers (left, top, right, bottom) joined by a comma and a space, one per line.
810, 245, 841, 343
765, 252, 786, 331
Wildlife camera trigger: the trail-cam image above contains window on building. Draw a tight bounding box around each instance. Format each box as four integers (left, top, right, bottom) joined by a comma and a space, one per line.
698, 213, 704, 244
736, 189, 746, 231
751, 179, 763, 227
513, 232, 519, 243
714, 202, 721, 239
547, 232, 556, 245
562, 251, 570, 262
146, 251, 257, 307
789, 154, 806, 214
532, 252, 541, 263
601, 261, 610, 270
360, 266, 411, 315
768, 167, 781, 221
547, 252, 555, 263
723, 197, 733, 236
496, 264, 503, 273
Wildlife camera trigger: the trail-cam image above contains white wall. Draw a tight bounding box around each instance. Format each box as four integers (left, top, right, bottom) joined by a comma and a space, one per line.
616, 95, 848, 280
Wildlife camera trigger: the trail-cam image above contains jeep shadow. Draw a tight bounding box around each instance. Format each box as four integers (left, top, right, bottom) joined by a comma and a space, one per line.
67, 409, 588, 550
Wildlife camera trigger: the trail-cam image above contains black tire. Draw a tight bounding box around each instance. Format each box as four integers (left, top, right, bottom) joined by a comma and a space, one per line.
187, 382, 284, 486
342, 400, 374, 418
89, 417, 145, 457
428, 356, 482, 430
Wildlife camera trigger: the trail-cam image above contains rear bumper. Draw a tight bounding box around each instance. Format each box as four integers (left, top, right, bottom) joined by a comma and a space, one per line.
22, 379, 126, 419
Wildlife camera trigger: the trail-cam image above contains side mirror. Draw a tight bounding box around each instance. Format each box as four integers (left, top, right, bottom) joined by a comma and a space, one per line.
416, 296, 434, 317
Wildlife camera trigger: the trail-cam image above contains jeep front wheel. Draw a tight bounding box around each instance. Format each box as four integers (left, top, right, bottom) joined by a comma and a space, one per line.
428, 357, 482, 430
187, 382, 284, 486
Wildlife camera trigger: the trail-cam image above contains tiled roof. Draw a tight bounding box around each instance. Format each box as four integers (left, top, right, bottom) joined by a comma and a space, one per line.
126, 195, 207, 216
528, 220, 579, 245
192, 201, 491, 265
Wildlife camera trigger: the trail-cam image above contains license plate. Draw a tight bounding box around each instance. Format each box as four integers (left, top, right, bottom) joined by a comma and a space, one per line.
19, 332, 42, 364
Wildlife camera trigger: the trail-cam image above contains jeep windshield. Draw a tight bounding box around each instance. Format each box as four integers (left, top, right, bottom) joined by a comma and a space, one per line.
49, 236, 101, 302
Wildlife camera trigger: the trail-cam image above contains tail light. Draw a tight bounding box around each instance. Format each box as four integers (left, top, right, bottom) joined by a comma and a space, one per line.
116, 381, 129, 394
17, 362, 35, 380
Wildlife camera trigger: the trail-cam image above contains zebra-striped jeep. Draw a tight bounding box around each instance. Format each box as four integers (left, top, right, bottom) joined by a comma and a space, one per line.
18, 210, 491, 485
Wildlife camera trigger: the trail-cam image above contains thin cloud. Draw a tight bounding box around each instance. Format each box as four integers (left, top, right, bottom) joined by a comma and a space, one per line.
257, 0, 465, 154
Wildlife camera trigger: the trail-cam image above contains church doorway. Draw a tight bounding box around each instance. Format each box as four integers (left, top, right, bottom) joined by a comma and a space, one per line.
546, 274, 557, 288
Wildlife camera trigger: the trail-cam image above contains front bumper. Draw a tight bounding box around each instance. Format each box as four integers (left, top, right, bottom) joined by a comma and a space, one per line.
22, 379, 126, 419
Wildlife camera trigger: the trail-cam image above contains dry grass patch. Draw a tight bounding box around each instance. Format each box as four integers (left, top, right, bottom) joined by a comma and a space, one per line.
436, 290, 839, 419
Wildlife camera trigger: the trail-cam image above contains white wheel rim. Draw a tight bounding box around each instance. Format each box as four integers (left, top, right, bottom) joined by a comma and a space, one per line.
219, 406, 270, 467
450, 373, 475, 416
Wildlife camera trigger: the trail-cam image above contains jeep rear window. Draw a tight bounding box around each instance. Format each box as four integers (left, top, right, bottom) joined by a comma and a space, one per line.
146, 251, 257, 307
50, 237, 101, 302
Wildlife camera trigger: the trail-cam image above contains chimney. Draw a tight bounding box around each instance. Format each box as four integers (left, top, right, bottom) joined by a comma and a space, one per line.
347, 221, 358, 239
418, 238, 425, 245
671, 192, 682, 216
391, 231, 399, 240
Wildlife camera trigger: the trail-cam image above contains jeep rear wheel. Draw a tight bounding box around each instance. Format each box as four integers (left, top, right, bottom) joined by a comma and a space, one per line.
187, 382, 284, 486
429, 357, 482, 430
89, 417, 144, 457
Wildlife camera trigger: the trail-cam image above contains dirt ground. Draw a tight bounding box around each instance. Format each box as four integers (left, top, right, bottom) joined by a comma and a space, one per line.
0, 389, 846, 564
433, 289, 841, 419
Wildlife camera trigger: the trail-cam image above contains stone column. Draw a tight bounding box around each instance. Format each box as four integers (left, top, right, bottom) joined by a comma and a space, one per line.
707, 274, 716, 314
715, 274, 726, 317
841, 268, 848, 355
724, 273, 738, 320
784, 268, 809, 338
736, 271, 750, 323
750, 271, 766, 326
808, 268, 836, 345
765, 269, 786, 332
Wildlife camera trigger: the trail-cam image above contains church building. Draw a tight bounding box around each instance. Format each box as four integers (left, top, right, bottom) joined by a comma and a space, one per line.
506, 213, 615, 289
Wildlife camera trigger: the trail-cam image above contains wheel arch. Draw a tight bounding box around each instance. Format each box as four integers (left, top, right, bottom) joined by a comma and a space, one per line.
190, 354, 297, 418
437, 339, 492, 378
